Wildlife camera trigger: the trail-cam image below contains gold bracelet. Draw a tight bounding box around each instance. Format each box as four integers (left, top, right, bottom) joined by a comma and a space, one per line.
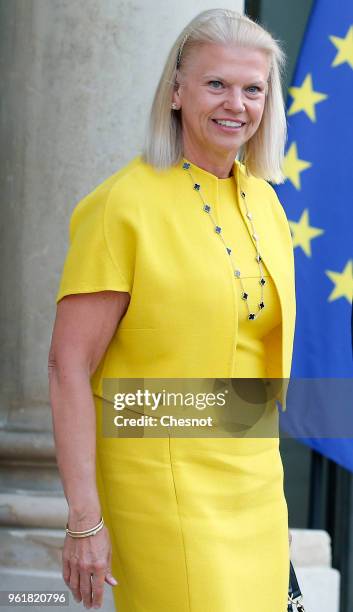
66, 516, 103, 534
65, 517, 104, 538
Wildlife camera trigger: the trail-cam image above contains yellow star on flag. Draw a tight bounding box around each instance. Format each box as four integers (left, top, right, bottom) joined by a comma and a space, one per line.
329, 25, 353, 69
326, 260, 353, 303
283, 142, 312, 190
288, 209, 324, 256
288, 74, 328, 121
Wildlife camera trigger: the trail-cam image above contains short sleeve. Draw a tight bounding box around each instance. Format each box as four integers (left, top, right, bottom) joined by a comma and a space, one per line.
56, 182, 132, 304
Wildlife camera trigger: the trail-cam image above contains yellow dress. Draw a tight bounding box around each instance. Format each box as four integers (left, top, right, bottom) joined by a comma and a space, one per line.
56, 156, 295, 612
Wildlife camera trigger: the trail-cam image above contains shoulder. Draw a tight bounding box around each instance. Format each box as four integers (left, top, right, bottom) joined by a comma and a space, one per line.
71, 156, 148, 211
68, 156, 163, 231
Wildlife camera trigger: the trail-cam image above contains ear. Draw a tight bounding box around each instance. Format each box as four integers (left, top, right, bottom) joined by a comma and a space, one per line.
172, 94, 181, 110
172, 70, 182, 108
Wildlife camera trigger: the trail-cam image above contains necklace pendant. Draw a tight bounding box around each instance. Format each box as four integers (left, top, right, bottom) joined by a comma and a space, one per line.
234, 269, 241, 278
226, 247, 232, 255
215, 225, 222, 234
259, 301, 265, 309
241, 191, 246, 199
183, 162, 191, 170
256, 254, 262, 262
203, 204, 211, 213
248, 313, 256, 320
259, 277, 266, 286
241, 292, 248, 300
193, 183, 201, 191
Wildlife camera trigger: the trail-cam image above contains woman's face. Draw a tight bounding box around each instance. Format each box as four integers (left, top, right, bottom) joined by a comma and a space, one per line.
173, 43, 270, 164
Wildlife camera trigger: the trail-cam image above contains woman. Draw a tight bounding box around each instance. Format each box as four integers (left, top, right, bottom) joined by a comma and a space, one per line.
49, 8, 296, 612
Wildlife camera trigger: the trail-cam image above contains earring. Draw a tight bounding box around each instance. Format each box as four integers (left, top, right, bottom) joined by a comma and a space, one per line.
171, 102, 179, 110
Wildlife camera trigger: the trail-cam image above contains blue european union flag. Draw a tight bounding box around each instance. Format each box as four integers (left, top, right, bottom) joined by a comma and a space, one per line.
275, 0, 353, 471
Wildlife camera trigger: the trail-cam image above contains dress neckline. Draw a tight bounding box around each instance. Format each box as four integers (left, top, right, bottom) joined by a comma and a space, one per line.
182, 156, 239, 184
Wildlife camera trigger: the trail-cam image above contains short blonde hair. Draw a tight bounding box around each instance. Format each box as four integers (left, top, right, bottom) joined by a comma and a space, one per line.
142, 9, 287, 184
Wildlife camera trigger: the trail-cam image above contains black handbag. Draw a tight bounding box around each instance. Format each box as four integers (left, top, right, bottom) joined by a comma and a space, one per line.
288, 561, 306, 611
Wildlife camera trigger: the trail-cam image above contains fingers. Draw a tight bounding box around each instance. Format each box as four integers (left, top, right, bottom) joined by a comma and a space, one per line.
79, 568, 93, 608
62, 530, 118, 608
69, 564, 82, 604
91, 571, 106, 609
104, 572, 118, 586
63, 554, 82, 604
62, 556, 71, 589
79, 561, 111, 609
104, 548, 118, 587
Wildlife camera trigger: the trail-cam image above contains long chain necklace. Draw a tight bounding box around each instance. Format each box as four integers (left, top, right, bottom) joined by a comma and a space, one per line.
182, 161, 266, 321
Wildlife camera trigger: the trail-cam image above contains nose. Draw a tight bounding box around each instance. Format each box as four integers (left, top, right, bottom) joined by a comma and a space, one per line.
223, 87, 246, 113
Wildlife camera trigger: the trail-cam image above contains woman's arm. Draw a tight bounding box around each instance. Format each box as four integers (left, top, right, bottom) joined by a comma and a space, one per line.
48, 290, 130, 608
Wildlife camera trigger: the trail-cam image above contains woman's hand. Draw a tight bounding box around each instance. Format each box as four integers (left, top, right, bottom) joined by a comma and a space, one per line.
62, 526, 118, 609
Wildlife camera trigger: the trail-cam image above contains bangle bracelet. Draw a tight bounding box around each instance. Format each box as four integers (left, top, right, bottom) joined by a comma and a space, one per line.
66, 516, 103, 534
66, 517, 104, 538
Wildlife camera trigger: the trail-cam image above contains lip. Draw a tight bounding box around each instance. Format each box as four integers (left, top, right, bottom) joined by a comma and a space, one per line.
212, 118, 246, 125
211, 118, 246, 133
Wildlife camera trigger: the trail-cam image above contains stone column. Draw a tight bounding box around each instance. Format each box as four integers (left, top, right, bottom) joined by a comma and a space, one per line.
0, 0, 243, 605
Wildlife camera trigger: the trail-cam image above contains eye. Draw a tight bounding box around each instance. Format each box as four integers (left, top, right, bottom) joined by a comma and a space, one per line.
246, 85, 261, 94
208, 80, 224, 89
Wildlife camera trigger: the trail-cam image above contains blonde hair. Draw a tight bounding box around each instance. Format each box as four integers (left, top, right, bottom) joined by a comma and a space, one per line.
142, 9, 287, 184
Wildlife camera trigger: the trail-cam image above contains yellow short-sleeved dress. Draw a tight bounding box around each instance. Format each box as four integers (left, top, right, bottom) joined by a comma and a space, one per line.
56, 156, 296, 612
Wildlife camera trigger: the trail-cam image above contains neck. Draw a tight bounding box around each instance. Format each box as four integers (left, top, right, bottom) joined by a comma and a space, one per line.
182, 145, 236, 179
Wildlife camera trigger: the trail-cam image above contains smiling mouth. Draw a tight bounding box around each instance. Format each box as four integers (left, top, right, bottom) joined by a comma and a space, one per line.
212, 119, 246, 129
